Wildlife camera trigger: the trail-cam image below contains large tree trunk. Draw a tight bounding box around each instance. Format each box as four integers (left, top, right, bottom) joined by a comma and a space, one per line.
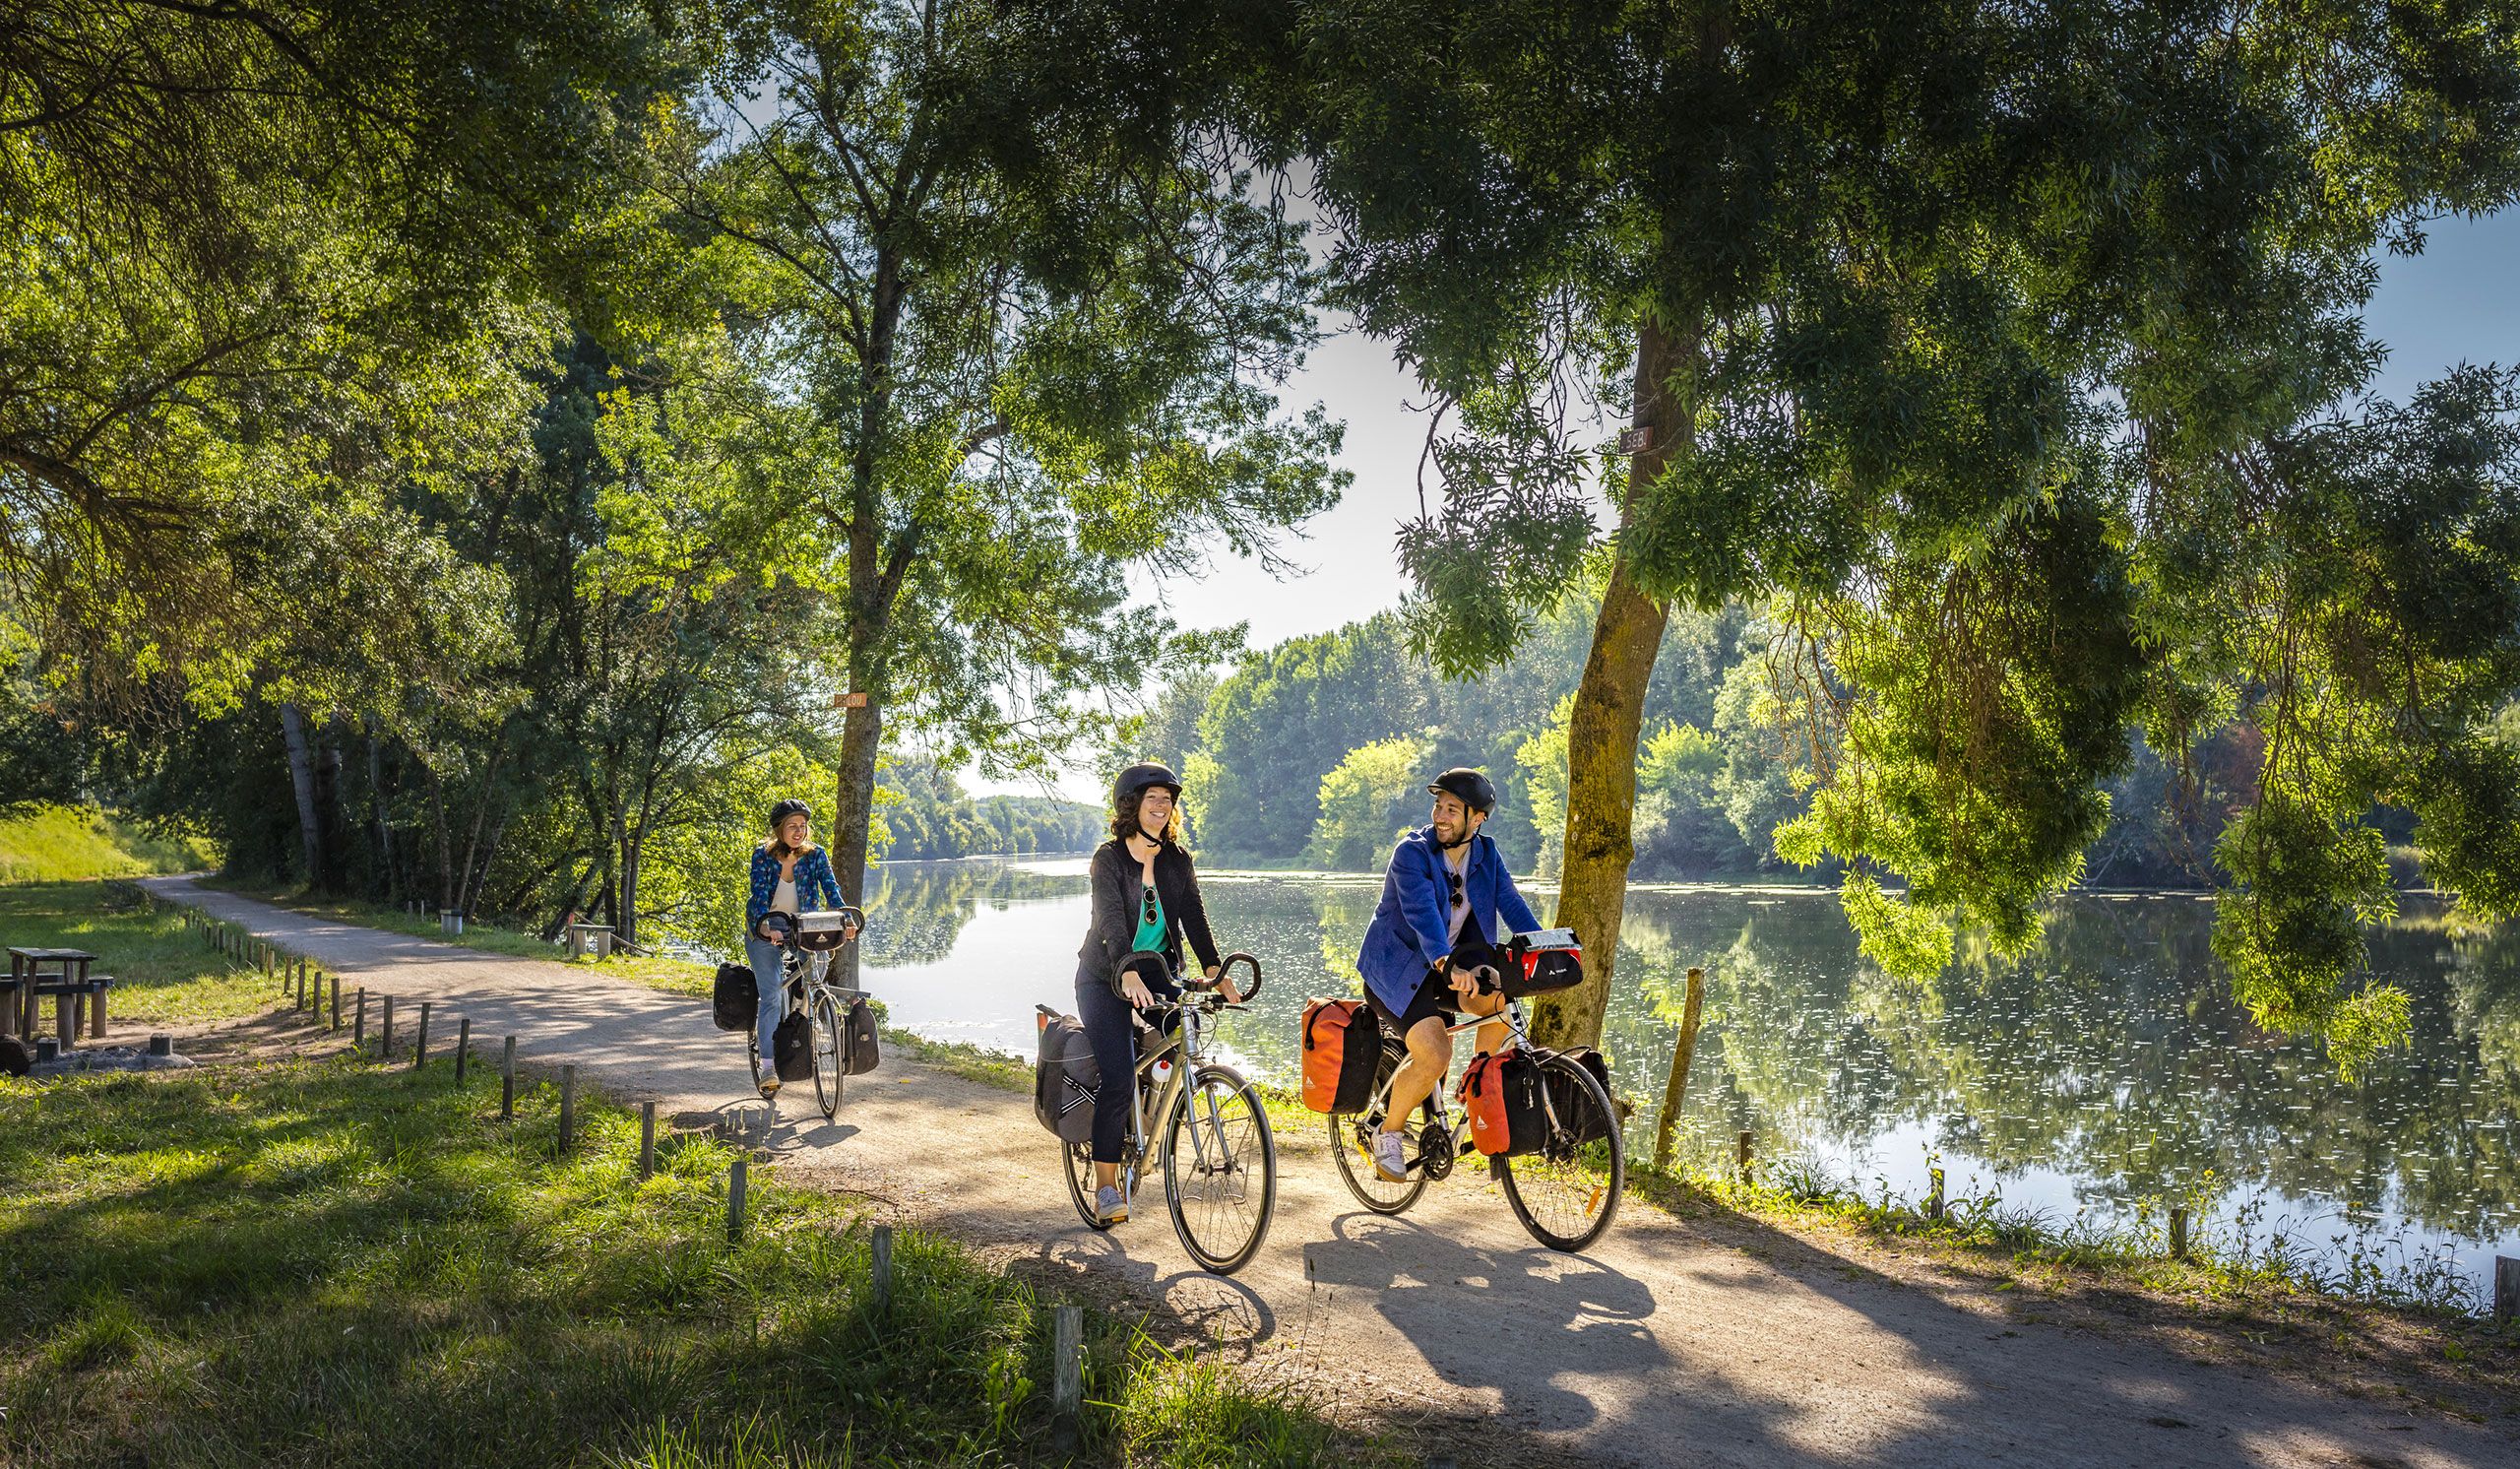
831, 693, 883, 989
1531, 315, 1685, 1050
279, 702, 325, 887
367, 736, 397, 901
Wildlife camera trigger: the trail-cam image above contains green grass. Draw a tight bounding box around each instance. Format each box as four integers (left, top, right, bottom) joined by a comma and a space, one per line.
0, 1055, 1391, 1468
0, 806, 216, 885
0, 881, 268, 1027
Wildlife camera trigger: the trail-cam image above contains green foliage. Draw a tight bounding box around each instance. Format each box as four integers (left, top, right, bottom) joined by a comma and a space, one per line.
1306, 734, 1433, 869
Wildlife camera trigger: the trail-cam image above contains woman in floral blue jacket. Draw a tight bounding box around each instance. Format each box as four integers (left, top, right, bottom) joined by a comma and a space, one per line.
745, 798, 849, 1097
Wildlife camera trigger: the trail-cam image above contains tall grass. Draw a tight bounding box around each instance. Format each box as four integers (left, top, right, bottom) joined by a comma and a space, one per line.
0, 1055, 1384, 1468
0, 805, 215, 885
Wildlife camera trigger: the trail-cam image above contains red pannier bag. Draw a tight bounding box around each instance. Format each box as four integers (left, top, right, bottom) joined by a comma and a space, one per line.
1457, 1047, 1548, 1156
1300, 998, 1381, 1114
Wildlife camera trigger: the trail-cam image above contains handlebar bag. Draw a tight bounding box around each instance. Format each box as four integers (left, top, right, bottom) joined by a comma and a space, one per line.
1500, 928, 1583, 1000
1458, 1048, 1548, 1157
791, 909, 854, 952
1034, 1007, 1101, 1144
843, 997, 881, 1075
1300, 997, 1381, 1114
712, 963, 757, 1032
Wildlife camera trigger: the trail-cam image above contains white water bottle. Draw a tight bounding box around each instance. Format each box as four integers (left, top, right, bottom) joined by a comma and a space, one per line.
1151, 1055, 1174, 1088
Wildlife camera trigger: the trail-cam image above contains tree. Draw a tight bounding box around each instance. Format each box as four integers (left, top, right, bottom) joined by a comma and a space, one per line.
628, 0, 1346, 977
1246, 0, 2520, 1065
1307, 734, 1433, 870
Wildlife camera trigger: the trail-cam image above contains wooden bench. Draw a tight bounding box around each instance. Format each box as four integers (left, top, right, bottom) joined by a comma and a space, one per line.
563, 923, 615, 960
28, 972, 110, 1046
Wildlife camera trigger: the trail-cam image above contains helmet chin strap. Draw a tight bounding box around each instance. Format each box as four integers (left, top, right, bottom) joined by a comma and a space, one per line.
1435, 823, 1476, 851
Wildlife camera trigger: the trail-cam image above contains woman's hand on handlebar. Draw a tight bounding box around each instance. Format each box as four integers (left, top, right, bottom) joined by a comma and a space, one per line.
1120, 970, 1157, 1008
1202, 964, 1244, 1004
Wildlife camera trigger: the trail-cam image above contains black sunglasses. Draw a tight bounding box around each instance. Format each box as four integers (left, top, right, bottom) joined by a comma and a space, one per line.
1143, 886, 1161, 926
1447, 870, 1464, 906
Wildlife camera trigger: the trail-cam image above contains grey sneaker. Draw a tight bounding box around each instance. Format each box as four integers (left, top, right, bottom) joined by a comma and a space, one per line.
1095, 1184, 1128, 1225
758, 1075, 782, 1100
1372, 1129, 1410, 1183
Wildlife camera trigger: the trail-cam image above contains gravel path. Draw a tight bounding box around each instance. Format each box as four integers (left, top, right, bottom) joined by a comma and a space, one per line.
143, 876, 2514, 1468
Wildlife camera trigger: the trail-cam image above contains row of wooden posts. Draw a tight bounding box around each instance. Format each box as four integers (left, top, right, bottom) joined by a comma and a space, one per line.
173, 902, 1094, 1425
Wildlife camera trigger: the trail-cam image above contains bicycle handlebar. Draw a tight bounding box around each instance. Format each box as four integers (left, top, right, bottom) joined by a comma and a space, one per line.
1113, 948, 1175, 994
1205, 951, 1263, 1002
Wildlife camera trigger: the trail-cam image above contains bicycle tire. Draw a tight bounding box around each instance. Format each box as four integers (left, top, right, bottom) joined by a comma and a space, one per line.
1495, 1052, 1624, 1252
1062, 1139, 1115, 1231
810, 991, 843, 1119
1329, 1042, 1430, 1215
1164, 1063, 1275, 1274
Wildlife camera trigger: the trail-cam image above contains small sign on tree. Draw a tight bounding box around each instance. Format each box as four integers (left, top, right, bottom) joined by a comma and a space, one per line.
838, 692, 869, 709
1617, 425, 1654, 455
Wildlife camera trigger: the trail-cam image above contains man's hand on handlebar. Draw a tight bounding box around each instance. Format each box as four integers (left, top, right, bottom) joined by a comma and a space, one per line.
1448, 963, 1486, 999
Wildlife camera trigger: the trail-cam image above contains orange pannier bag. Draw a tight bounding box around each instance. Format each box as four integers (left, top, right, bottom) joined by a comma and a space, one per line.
1457, 1047, 1548, 1157
1300, 998, 1381, 1114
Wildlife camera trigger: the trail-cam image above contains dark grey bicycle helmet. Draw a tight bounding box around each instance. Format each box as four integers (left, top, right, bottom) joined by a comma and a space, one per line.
1112, 762, 1182, 807
767, 798, 811, 830
1426, 767, 1498, 814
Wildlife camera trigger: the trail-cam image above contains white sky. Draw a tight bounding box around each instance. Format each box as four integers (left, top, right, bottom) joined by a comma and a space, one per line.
976, 208, 2520, 804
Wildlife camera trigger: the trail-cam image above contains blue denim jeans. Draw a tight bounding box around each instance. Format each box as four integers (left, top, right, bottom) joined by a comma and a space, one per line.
746, 933, 788, 1071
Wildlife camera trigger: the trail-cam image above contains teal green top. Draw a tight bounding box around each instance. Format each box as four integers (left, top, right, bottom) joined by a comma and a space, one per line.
1132, 883, 1166, 953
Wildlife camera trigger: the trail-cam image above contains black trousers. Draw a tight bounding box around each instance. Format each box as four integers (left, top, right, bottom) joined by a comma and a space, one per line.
1073, 968, 1180, 1166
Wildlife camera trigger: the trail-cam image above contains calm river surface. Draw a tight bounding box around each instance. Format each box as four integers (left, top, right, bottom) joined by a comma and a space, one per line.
850, 856, 2520, 1305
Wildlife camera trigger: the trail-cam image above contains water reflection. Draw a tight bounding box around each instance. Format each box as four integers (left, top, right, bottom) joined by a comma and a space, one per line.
857, 858, 2520, 1298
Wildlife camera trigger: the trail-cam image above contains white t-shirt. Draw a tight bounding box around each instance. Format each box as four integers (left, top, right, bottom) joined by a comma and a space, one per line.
772, 872, 798, 915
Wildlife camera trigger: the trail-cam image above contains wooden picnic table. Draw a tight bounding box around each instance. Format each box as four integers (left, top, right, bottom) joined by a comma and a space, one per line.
5, 947, 106, 1048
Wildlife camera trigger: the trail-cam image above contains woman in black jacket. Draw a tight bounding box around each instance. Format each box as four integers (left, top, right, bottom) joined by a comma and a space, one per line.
1072, 761, 1239, 1225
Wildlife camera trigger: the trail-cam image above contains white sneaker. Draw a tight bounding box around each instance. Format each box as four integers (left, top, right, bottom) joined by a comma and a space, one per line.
1096, 1184, 1129, 1225
1371, 1129, 1410, 1183
759, 1075, 781, 1100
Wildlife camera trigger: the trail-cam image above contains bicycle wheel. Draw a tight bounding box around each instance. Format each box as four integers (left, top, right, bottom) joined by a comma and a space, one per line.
1329, 1042, 1430, 1214
1164, 1063, 1275, 1274
810, 991, 843, 1119
1062, 1139, 1116, 1231
1496, 1052, 1624, 1252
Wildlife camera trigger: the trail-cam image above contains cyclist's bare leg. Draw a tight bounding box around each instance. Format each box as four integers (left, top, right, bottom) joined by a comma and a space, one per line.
1380, 1015, 1452, 1133
1464, 989, 1506, 1055
1096, 1162, 1120, 1189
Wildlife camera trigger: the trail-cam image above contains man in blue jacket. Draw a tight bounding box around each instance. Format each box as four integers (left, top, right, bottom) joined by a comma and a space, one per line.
1354, 767, 1544, 1182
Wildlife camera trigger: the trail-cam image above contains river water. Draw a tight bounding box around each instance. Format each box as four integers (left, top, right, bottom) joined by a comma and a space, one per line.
850, 856, 2520, 1307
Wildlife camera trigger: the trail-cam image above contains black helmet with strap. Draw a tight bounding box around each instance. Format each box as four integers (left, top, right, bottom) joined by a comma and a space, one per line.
1112, 762, 1182, 807
767, 798, 811, 830
1426, 767, 1497, 815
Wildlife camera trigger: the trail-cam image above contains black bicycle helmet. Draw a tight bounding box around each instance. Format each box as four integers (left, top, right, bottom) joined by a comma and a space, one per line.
767, 798, 811, 830
1426, 767, 1498, 814
1112, 762, 1182, 807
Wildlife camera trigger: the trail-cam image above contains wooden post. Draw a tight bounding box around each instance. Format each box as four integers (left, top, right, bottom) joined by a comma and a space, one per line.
413, 1001, 431, 1069
1652, 965, 1707, 1175
558, 1064, 577, 1151
1926, 1168, 1945, 1221
330, 973, 342, 1031
2171, 1207, 2190, 1262
1736, 1129, 1754, 1184
380, 993, 395, 1059
500, 1036, 517, 1119
727, 1159, 748, 1244
1050, 1304, 1083, 1451
639, 1101, 657, 1181
2495, 1256, 2519, 1321
353, 988, 367, 1049
871, 1224, 894, 1314
455, 1017, 472, 1083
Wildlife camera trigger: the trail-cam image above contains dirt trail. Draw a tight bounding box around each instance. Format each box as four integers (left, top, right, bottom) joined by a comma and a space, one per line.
142, 877, 2511, 1468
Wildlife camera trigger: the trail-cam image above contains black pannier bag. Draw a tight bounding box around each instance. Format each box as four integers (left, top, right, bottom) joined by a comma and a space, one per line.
1500, 928, 1584, 1000
1544, 1046, 1615, 1143
1034, 1005, 1101, 1144
712, 963, 757, 1032
773, 1006, 814, 1080
844, 997, 881, 1074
